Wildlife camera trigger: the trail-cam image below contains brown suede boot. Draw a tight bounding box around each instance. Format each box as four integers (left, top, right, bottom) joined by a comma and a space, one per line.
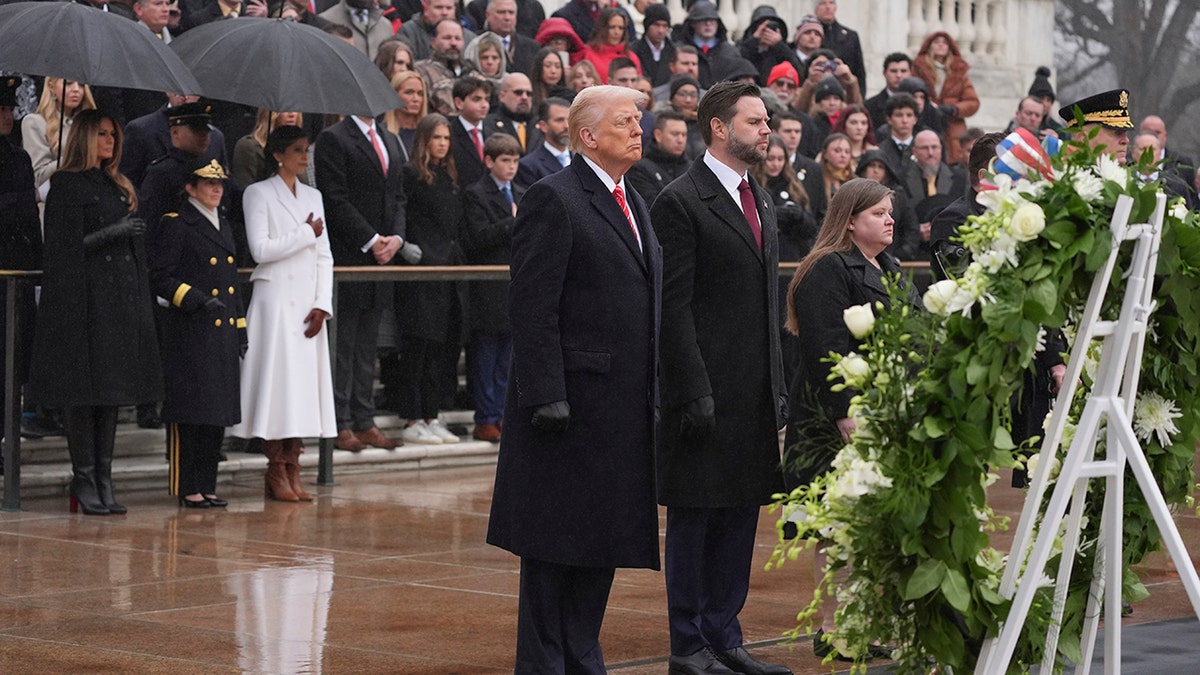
262, 440, 299, 502
283, 438, 314, 501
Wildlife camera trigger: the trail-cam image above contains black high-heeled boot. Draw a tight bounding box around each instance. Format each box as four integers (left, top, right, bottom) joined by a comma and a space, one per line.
64, 407, 110, 516
92, 406, 126, 515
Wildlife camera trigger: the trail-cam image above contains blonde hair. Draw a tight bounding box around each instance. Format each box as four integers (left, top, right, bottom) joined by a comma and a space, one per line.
384, 71, 428, 134
251, 109, 304, 148
567, 85, 647, 154
58, 109, 137, 212
785, 178, 892, 334
36, 77, 97, 151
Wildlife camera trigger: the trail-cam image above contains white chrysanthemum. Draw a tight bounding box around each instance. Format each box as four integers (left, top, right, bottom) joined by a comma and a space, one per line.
1134, 392, 1183, 447
1072, 170, 1105, 203
1022, 179, 1052, 200
1096, 153, 1128, 188
975, 249, 1007, 273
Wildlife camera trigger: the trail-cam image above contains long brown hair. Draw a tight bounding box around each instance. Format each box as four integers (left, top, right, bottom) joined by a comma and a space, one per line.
588, 7, 629, 48
750, 134, 809, 208
785, 178, 892, 334
409, 113, 457, 186
58, 109, 136, 211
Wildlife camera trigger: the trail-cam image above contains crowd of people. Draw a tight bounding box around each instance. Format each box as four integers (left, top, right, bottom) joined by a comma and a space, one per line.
0, 0, 1193, 671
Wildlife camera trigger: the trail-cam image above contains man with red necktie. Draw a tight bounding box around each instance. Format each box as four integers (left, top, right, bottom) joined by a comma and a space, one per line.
488, 85, 662, 674
650, 81, 792, 675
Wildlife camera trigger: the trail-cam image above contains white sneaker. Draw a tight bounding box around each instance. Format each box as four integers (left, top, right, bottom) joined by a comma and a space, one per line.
426, 419, 460, 443
401, 421, 442, 444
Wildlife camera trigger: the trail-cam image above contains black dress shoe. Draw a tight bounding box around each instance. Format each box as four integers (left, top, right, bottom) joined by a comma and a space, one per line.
812, 630, 853, 662
179, 496, 210, 508
204, 496, 228, 508
668, 647, 737, 675
714, 646, 792, 675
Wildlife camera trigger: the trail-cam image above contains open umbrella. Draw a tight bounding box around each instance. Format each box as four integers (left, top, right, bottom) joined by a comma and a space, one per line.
0, 2, 200, 94
170, 19, 401, 117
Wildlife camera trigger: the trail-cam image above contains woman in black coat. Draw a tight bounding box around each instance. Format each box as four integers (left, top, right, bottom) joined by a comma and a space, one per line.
29, 109, 162, 515
149, 159, 245, 508
784, 178, 921, 487
393, 113, 464, 445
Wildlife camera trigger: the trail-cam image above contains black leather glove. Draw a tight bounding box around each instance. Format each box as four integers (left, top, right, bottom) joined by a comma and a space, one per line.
937, 103, 958, 118
82, 216, 140, 252
531, 400, 570, 435
775, 202, 807, 232
203, 297, 227, 313
679, 395, 716, 443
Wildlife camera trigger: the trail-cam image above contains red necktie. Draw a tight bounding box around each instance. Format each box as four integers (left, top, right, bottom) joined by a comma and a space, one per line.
702, 45, 711, 55
737, 179, 762, 250
470, 127, 484, 161
367, 126, 387, 173
613, 185, 641, 248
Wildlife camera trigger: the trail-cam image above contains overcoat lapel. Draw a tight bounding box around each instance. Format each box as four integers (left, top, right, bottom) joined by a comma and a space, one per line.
691, 160, 764, 262
571, 158, 647, 271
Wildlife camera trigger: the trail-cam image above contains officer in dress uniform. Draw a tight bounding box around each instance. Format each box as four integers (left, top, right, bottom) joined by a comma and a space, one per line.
148, 158, 246, 508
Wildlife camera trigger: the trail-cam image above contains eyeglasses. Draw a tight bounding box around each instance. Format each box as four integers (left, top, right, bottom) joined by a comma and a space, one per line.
772, 81, 796, 90
508, 89, 533, 97
674, 90, 699, 100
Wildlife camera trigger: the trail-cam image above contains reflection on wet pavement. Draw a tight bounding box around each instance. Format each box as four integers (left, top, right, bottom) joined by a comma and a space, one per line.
0, 464, 1196, 673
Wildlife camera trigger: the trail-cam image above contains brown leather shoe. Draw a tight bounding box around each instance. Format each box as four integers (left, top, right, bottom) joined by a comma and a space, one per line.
473, 423, 501, 443
356, 426, 400, 449
335, 428, 366, 452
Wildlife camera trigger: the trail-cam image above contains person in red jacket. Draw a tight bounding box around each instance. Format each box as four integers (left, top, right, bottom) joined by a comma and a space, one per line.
580, 7, 641, 84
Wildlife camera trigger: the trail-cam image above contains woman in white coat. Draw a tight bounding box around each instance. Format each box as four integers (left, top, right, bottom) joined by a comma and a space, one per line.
229, 125, 335, 502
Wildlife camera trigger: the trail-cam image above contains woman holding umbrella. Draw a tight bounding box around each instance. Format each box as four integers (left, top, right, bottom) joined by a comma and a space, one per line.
29, 109, 162, 515
229, 125, 335, 502
22, 78, 96, 190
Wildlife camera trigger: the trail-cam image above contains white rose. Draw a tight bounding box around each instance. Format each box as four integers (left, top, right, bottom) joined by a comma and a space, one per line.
1009, 202, 1046, 242
841, 354, 870, 380
923, 279, 959, 315
843, 303, 875, 339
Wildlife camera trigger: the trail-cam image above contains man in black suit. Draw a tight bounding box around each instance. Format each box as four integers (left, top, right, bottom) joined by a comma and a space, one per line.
651, 81, 791, 675
485, 73, 542, 155
904, 130, 967, 257
470, 0, 540, 75
515, 96, 571, 187
864, 52, 912, 129
487, 85, 662, 674
315, 114, 411, 452
465, 0, 545, 40
814, 0, 866, 93
122, 95, 228, 189
877, 93, 920, 185
450, 77, 495, 189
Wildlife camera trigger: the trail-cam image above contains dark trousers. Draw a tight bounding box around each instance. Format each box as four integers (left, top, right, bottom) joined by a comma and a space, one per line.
396, 335, 449, 420
470, 331, 511, 425
168, 422, 223, 496
516, 557, 615, 675
664, 505, 760, 656
334, 304, 382, 431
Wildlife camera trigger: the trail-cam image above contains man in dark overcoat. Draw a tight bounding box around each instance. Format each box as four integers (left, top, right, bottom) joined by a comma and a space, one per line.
650, 81, 791, 675
315, 114, 408, 451
486, 85, 662, 674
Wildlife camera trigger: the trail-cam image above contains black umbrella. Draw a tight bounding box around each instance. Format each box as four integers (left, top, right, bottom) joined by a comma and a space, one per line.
0, 2, 200, 93
170, 18, 401, 117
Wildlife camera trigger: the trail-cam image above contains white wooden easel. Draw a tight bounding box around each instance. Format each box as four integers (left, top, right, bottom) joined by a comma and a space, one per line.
976, 193, 1200, 674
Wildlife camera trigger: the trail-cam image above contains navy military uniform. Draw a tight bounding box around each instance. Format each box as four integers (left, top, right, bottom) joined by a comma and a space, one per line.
148, 159, 245, 502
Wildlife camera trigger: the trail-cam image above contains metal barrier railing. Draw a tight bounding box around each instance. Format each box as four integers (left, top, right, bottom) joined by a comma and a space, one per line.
1, 261, 931, 511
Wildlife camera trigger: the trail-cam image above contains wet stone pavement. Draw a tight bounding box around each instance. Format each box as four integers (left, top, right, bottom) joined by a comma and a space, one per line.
0, 462, 1198, 673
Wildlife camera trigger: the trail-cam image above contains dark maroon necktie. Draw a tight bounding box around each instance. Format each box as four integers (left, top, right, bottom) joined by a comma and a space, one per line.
737, 179, 762, 250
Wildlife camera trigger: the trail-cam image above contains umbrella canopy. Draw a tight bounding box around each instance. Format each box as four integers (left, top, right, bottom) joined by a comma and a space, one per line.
0, 2, 200, 93
170, 18, 401, 117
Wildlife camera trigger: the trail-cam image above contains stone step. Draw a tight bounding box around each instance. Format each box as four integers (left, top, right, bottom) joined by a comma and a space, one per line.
5, 410, 499, 500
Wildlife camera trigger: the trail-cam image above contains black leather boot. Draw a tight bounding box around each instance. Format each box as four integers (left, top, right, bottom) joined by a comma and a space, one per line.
92, 406, 126, 515
65, 407, 110, 516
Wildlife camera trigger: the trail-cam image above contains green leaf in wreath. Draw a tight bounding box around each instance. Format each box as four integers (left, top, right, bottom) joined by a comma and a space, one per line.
903, 559, 947, 600
924, 415, 949, 439
942, 568, 971, 612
